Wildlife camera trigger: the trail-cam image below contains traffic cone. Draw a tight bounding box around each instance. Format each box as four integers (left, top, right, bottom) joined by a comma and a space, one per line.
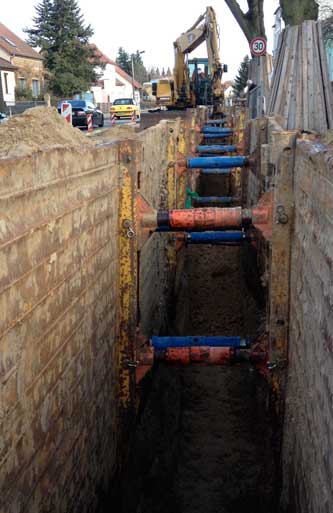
111, 113, 116, 127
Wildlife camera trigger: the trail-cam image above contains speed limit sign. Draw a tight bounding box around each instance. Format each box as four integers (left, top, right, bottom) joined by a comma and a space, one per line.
250, 37, 267, 56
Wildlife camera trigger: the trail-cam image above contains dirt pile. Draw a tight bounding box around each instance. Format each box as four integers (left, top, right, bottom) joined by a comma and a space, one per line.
0, 106, 91, 158
90, 124, 138, 144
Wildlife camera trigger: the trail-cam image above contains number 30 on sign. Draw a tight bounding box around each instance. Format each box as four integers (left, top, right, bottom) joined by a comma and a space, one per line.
250, 37, 267, 56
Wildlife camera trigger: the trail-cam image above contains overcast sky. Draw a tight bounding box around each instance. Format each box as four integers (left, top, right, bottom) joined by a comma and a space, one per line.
1, 0, 279, 79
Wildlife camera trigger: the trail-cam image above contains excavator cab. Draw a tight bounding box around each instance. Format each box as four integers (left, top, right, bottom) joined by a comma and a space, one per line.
188, 58, 213, 106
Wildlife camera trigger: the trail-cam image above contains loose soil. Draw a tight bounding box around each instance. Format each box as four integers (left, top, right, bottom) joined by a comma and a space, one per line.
0, 106, 91, 158
119, 244, 276, 513
168, 245, 276, 513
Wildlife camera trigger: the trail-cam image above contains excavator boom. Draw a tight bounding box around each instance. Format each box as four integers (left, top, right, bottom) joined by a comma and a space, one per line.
172, 6, 224, 113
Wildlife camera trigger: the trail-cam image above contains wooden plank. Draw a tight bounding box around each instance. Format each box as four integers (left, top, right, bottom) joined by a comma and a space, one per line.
312, 22, 327, 132
285, 26, 298, 129
317, 21, 333, 128
281, 27, 295, 125
295, 25, 303, 130
302, 21, 310, 130
275, 28, 293, 123
268, 30, 286, 114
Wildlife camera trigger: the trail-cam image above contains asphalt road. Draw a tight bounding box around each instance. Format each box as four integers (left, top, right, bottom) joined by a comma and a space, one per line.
81, 110, 187, 134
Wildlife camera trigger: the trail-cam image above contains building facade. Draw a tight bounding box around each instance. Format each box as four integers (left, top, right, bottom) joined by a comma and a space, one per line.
0, 23, 44, 102
0, 57, 17, 105
91, 48, 142, 104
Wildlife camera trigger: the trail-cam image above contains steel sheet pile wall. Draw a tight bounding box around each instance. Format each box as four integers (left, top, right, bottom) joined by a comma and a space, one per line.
281, 139, 333, 513
138, 112, 201, 338
0, 108, 202, 513
139, 121, 178, 337
0, 143, 121, 513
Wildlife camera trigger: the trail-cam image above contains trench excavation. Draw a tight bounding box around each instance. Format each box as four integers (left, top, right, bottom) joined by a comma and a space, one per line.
113, 121, 279, 513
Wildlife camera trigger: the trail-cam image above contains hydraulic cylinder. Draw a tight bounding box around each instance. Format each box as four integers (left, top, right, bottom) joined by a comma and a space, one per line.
157, 207, 245, 230
196, 144, 237, 154
202, 133, 232, 139
192, 196, 236, 205
204, 118, 226, 125
187, 156, 248, 169
202, 127, 232, 135
152, 336, 250, 349
185, 231, 245, 244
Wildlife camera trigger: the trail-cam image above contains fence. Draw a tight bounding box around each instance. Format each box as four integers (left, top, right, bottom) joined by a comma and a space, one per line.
5, 100, 46, 116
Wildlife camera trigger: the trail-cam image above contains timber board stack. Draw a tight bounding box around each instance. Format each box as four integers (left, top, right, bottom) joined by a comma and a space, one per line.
268, 20, 333, 133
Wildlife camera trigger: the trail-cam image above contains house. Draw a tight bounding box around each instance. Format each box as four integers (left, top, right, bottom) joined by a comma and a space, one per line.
223, 80, 234, 106
0, 23, 44, 100
0, 57, 17, 105
91, 48, 142, 104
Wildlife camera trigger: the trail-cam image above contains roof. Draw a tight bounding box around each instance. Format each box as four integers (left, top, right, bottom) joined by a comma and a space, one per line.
0, 23, 43, 60
0, 57, 18, 70
92, 46, 142, 89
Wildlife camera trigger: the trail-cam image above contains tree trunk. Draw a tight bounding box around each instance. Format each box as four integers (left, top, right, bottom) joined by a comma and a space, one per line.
224, 0, 265, 43
280, 0, 318, 25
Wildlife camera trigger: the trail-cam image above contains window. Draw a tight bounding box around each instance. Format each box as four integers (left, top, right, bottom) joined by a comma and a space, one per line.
4, 73, 9, 95
113, 98, 134, 105
1, 36, 16, 47
32, 79, 39, 97
18, 78, 26, 90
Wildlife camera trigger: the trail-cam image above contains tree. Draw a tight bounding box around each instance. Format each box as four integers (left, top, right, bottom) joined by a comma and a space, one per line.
279, 0, 318, 25
320, 2, 333, 40
224, 0, 265, 43
116, 48, 148, 84
232, 55, 250, 96
166, 67, 172, 77
116, 47, 131, 75
130, 50, 148, 84
224, 0, 319, 44
25, 0, 103, 97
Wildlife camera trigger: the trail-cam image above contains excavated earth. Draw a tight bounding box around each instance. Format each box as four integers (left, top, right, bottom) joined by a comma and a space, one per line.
116, 242, 277, 513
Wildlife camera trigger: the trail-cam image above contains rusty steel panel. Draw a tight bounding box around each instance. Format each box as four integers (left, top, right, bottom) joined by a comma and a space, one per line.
116, 139, 140, 413
0, 142, 121, 513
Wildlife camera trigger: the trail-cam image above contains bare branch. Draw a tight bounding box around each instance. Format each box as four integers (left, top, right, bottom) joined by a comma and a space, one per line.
224, 0, 253, 42
224, 0, 266, 43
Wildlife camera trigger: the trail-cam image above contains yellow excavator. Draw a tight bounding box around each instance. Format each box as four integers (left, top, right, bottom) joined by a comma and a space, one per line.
154, 6, 226, 114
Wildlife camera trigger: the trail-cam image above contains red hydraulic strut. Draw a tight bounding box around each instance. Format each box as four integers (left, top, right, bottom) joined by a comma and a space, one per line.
158, 207, 244, 230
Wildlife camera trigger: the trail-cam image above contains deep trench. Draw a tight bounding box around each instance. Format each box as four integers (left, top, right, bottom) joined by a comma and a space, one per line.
113, 173, 278, 513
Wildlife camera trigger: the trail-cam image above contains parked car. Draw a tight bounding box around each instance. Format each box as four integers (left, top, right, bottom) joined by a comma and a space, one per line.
110, 98, 140, 120
57, 100, 104, 128
0, 112, 8, 124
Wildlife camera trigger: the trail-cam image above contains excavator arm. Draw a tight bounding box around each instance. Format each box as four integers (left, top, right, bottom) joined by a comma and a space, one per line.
173, 6, 224, 113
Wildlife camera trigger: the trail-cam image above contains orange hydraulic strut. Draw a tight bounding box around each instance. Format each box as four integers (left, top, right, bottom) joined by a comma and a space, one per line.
157, 207, 244, 230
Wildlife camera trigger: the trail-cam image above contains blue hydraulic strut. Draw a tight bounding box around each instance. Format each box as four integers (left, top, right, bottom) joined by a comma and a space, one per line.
202, 127, 232, 135
188, 156, 248, 169
197, 145, 237, 154
185, 231, 245, 244
202, 133, 232, 139
204, 118, 226, 125
152, 336, 250, 349
192, 196, 235, 205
